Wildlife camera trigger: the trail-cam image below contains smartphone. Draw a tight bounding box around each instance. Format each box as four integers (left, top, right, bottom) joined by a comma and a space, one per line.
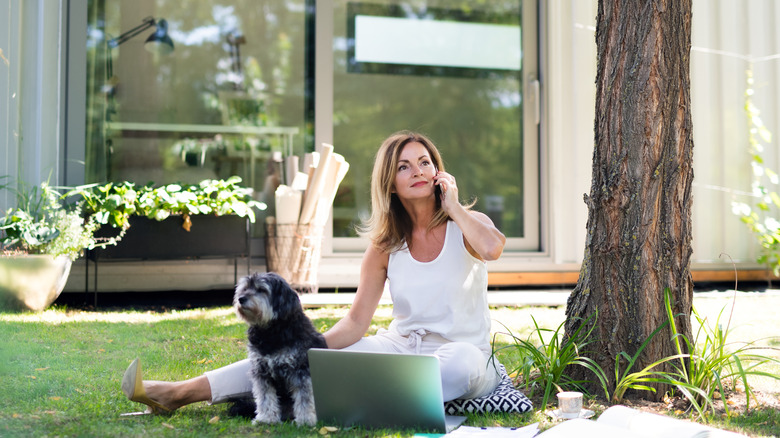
433, 165, 443, 198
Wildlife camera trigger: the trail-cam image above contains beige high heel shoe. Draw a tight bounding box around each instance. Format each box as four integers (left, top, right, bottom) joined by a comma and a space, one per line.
121, 358, 173, 414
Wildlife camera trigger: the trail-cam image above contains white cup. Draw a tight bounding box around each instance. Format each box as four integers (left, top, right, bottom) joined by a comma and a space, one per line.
557, 391, 583, 419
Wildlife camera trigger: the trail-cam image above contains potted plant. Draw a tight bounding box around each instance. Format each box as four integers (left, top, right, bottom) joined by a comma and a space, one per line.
70, 176, 265, 260
0, 176, 265, 306
0, 181, 115, 311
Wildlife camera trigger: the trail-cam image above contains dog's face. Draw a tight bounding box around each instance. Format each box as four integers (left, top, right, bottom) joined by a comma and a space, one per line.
234, 272, 300, 327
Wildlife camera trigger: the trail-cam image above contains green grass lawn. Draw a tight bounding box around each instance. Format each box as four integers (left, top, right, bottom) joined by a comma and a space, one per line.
0, 305, 534, 437
0, 293, 778, 437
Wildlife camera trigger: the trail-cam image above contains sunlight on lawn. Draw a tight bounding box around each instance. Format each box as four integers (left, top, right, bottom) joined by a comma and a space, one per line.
0, 306, 237, 324
0, 304, 395, 325
0, 302, 563, 341
692, 291, 780, 393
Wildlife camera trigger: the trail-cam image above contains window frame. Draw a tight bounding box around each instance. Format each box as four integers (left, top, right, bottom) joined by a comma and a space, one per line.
315, 0, 540, 256
65, 0, 543, 260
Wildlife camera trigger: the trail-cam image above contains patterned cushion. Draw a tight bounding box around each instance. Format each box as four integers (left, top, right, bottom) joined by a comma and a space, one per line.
444, 363, 533, 415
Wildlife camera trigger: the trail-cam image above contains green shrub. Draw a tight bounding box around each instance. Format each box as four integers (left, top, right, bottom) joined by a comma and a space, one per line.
663, 289, 780, 417
492, 311, 608, 408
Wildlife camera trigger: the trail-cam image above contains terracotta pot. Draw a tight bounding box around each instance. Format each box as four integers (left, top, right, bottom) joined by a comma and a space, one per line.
0, 255, 72, 311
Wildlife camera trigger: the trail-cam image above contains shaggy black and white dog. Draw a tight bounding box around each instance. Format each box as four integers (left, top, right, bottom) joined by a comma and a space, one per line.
233, 272, 327, 426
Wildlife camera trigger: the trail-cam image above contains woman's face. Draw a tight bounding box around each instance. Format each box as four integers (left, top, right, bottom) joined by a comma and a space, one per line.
392, 141, 437, 201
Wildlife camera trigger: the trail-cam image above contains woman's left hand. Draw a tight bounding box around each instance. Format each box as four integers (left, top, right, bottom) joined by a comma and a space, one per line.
434, 170, 506, 261
434, 170, 459, 213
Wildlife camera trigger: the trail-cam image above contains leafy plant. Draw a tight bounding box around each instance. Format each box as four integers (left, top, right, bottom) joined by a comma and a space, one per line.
609, 288, 780, 418
492, 311, 608, 408
609, 290, 724, 415
610, 318, 679, 404
607, 293, 716, 414
663, 288, 780, 416
731, 66, 780, 275
136, 177, 262, 222
1, 182, 105, 260
67, 180, 138, 230
2, 175, 265, 260
68, 176, 265, 232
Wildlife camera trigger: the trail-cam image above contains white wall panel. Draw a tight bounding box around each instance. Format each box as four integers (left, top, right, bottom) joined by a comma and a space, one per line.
11, 0, 780, 293
545, 0, 780, 271
545, 0, 596, 265
690, 0, 780, 268
0, 0, 22, 213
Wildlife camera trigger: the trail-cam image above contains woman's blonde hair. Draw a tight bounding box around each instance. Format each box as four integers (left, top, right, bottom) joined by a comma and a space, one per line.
358, 131, 470, 253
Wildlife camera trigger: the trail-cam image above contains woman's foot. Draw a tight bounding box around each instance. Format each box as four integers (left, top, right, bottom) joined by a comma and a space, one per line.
143, 380, 188, 411
121, 359, 174, 414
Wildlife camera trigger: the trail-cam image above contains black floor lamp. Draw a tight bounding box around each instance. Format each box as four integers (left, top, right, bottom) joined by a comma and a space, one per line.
89, 16, 176, 300
107, 16, 174, 79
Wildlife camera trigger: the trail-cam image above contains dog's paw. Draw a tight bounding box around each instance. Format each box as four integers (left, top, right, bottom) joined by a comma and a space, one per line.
252, 412, 281, 425
294, 411, 317, 427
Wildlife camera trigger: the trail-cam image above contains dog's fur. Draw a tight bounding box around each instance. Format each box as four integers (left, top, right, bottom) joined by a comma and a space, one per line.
233, 272, 327, 426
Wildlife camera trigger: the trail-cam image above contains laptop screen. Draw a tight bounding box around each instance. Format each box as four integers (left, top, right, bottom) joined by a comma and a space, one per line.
308, 348, 462, 433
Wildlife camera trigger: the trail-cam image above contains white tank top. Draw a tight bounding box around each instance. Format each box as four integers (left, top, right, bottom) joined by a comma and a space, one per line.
387, 220, 491, 353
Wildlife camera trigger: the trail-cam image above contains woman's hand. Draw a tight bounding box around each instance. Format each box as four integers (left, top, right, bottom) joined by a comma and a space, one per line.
435, 170, 506, 261
434, 170, 459, 215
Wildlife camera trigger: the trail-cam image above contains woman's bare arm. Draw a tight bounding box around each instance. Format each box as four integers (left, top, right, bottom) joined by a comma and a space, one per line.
323, 245, 388, 349
435, 170, 506, 261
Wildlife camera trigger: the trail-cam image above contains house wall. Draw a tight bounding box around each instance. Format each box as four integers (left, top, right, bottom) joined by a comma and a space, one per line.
0, 0, 67, 210
543, 0, 780, 274
0, 0, 23, 212
689, 0, 780, 269
3, 1, 779, 292
544, 0, 596, 267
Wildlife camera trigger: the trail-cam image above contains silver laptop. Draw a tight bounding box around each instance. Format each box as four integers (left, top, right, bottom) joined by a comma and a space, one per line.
307, 348, 466, 433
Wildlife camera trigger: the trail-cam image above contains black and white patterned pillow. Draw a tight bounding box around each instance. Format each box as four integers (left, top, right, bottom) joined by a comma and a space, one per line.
444, 363, 533, 415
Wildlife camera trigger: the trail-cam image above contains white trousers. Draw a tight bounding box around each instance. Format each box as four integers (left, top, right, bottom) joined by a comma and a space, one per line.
205, 329, 501, 404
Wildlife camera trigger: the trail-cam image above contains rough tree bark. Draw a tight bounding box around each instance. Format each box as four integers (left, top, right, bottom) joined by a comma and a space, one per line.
565, 0, 695, 401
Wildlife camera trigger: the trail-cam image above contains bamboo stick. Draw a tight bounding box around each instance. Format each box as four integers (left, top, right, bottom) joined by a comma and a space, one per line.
284, 155, 299, 186
298, 144, 333, 225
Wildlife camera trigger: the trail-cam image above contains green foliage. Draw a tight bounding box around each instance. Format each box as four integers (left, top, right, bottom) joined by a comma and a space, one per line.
492, 311, 608, 409
2, 176, 265, 259
662, 289, 780, 417
610, 318, 683, 404
67, 176, 266, 232
731, 67, 780, 275
609, 288, 780, 419
1, 182, 102, 260
67, 180, 138, 230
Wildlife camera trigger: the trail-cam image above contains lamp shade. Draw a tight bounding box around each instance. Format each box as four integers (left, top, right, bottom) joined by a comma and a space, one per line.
144, 19, 174, 55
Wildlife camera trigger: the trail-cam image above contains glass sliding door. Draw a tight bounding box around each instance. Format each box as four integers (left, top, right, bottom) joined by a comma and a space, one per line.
72, 0, 539, 252
322, 0, 539, 251
80, 0, 310, 232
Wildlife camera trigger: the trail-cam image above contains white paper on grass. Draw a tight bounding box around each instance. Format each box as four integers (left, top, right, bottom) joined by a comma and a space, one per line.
440, 423, 539, 438
536, 406, 746, 438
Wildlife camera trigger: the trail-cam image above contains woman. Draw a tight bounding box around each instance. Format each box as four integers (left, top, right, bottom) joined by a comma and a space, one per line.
123, 130, 506, 413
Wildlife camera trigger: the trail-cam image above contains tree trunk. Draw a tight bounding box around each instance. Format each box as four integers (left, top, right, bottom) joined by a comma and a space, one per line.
565, 0, 694, 401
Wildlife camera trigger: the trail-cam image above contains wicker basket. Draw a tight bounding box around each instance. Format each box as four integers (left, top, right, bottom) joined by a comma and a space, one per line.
265, 222, 323, 293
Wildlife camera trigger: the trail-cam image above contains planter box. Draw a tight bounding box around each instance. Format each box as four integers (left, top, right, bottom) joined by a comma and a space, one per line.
84, 215, 251, 299
91, 215, 250, 260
